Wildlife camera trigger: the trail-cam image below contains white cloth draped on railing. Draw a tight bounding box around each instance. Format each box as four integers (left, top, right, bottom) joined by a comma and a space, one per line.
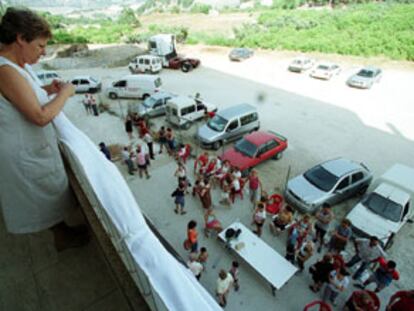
53, 112, 221, 311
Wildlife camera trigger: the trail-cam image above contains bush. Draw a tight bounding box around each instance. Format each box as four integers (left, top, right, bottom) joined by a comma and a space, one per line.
190, 4, 211, 14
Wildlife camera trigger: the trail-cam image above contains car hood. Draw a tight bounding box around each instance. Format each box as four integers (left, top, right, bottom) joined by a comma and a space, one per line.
137, 104, 149, 115
204, 101, 217, 112
287, 175, 327, 204
348, 75, 372, 84
221, 148, 251, 171
347, 203, 400, 241
197, 124, 222, 143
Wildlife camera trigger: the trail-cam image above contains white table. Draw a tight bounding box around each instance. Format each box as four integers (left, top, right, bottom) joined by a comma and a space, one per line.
218, 221, 297, 295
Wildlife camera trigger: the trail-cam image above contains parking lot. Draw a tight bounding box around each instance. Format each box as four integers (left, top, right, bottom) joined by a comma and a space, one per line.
56, 46, 414, 310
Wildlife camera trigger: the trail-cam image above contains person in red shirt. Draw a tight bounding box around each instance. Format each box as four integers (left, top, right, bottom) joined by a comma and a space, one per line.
194, 152, 209, 176
386, 290, 414, 311
187, 220, 198, 253
356, 258, 399, 293
248, 169, 261, 208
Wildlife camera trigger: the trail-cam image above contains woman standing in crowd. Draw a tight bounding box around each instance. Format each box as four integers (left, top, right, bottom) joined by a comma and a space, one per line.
0, 8, 89, 251
125, 114, 133, 139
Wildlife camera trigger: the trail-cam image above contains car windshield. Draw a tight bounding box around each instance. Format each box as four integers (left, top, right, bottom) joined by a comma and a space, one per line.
143, 97, 157, 108
303, 165, 339, 192
357, 69, 374, 78
234, 139, 258, 158
207, 115, 228, 132
317, 65, 330, 70
362, 193, 402, 222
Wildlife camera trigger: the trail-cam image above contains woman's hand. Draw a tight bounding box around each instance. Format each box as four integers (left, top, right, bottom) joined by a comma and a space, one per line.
58, 82, 75, 98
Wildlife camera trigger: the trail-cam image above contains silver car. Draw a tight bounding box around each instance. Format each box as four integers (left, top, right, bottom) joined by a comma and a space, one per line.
347, 67, 382, 89
137, 91, 176, 118
229, 48, 254, 62
288, 57, 315, 73
284, 158, 372, 213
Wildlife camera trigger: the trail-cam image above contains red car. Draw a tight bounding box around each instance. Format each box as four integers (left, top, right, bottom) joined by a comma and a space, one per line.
220, 131, 288, 176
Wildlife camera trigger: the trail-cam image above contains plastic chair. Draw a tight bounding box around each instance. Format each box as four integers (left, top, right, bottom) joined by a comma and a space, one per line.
266, 194, 284, 216
303, 301, 332, 311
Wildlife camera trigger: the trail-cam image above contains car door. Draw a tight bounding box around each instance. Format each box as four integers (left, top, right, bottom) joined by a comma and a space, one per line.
113, 80, 127, 97
144, 58, 150, 72
151, 100, 164, 117
349, 171, 366, 196
257, 140, 278, 162
195, 101, 205, 120
223, 119, 240, 143
71, 79, 80, 91
79, 79, 90, 92
331, 175, 351, 204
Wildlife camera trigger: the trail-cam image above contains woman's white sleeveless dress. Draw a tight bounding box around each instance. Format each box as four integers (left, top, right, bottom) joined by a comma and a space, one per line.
0, 57, 73, 233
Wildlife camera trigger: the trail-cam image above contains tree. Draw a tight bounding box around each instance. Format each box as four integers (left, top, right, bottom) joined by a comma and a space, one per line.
118, 8, 141, 27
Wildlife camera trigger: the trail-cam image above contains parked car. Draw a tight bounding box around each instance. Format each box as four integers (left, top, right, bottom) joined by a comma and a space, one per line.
310, 63, 341, 80
288, 57, 315, 73
36, 70, 61, 86
128, 55, 162, 74
347, 164, 414, 250
197, 103, 260, 150
229, 48, 254, 62
220, 131, 287, 177
165, 95, 217, 129
347, 67, 382, 89
70, 76, 101, 93
137, 91, 177, 118
106, 75, 162, 100
285, 158, 372, 214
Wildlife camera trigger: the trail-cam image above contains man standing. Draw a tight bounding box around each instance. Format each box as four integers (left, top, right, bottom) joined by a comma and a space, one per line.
248, 169, 261, 208
121, 146, 134, 175
90, 93, 99, 116
328, 219, 352, 253
314, 203, 334, 253
346, 236, 385, 281
99, 142, 111, 161
143, 131, 155, 160
356, 258, 399, 293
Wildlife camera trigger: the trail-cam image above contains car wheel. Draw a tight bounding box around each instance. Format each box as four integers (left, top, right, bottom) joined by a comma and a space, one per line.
181, 62, 193, 73
212, 140, 222, 150
109, 92, 117, 99
142, 94, 150, 100
272, 152, 283, 160
358, 185, 368, 196
182, 122, 191, 130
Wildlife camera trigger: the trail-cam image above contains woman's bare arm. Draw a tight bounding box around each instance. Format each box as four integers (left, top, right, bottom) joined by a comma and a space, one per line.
0, 66, 74, 127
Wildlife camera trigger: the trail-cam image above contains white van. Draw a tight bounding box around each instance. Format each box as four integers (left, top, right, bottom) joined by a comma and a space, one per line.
129, 55, 162, 74
197, 104, 260, 150
106, 75, 162, 100
165, 96, 217, 129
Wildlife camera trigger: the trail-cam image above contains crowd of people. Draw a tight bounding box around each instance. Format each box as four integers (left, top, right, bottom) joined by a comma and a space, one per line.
108, 116, 407, 309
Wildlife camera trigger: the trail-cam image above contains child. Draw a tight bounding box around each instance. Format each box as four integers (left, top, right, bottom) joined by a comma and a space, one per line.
229, 261, 240, 291
187, 220, 198, 253
198, 247, 209, 268
171, 182, 187, 215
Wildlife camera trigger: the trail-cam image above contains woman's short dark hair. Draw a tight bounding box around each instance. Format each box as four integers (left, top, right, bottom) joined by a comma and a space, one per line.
0, 7, 52, 44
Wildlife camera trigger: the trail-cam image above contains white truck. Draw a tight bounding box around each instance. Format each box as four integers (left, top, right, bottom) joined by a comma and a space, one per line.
148, 34, 200, 73
347, 163, 414, 250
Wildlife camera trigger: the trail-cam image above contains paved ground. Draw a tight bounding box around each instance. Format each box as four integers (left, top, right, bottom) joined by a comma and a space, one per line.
22, 46, 414, 310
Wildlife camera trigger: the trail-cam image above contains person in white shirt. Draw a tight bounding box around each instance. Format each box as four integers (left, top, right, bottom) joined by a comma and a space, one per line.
216, 269, 234, 307
121, 146, 134, 175
143, 132, 154, 160
187, 253, 204, 280
323, 268, 350, 306
346, 236, 385, 281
